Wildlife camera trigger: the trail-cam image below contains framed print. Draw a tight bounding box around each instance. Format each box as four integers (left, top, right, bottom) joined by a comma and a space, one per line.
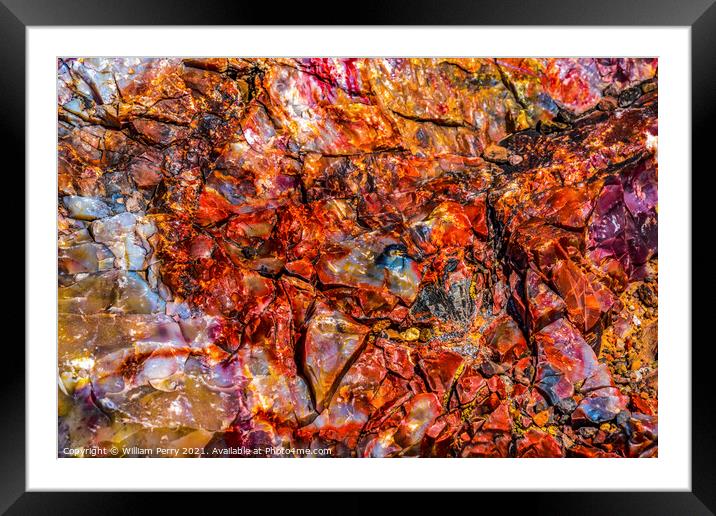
6, 0, 712, 513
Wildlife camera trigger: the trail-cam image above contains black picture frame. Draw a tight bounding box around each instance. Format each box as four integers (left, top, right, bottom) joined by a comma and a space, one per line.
4, 0, 710, 513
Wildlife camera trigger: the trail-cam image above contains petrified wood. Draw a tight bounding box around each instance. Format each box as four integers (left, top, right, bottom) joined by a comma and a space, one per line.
57, 57, 658, 458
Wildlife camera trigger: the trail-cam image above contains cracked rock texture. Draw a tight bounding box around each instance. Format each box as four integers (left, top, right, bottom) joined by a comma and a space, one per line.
58, 57, 658, 458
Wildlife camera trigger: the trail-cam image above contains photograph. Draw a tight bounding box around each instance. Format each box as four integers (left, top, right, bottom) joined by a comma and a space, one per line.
57, 57, 658, 459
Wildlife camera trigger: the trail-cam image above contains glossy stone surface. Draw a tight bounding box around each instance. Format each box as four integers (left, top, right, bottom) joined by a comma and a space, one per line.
58, 57, 657, 458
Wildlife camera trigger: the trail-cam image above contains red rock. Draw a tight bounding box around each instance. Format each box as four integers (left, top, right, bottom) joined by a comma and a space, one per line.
512, 357, 535, 386
285, 258, 315, 282
297, 343, 387, 453
529, 184, 600, 229
542, 58, 605, 114
293, 58, 370, 96
368, 374, 414, 421
127, 153, 164, 188
464, 195, 488, 238
486, 375, 508, 400
550, 258, 616, 332
368, 58, 526, 152
535, 318, 608, 403
264, 64, 400, 155
418, 350, 464, 401
424, 410, 463, 457
357, 289, 399, 318
525, 268, 567, 331
508, 220, 582, 272
624, 412, 658, 458
534, 318, 627, 423
483, 314, 529, 366
461, 403, 513, 458
359, 391, 443, 457
279, 276, 315, 328
483, 402, 512, 433
630, 394, 657, 416
568, 445, 621, 458
411, 201, 474, 253
513, 386, 550, 421
380, 340, 415, 379
302, 302, 370, 411
394, 393, 442, 448
516, 429, 564, 458
456, 368, 488, 405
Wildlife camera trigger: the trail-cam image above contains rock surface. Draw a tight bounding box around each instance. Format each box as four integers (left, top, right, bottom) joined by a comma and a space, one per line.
57, 57, 658, 458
